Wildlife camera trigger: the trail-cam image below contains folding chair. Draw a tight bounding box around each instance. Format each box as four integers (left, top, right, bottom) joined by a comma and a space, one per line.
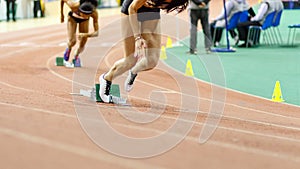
246, 11, 276, 47
287, 24, 300, 46
271, 10, 283, 45
212, 11, 242, 45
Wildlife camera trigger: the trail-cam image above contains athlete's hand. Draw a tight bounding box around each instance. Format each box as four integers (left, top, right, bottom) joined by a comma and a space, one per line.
78, 33, 89, 40
134, 36, 147, 58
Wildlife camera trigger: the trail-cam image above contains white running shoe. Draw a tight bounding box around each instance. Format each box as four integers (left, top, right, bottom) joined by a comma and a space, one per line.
99, 74, 112, 103
124, 70, 137, 92
63, 60, 74, 68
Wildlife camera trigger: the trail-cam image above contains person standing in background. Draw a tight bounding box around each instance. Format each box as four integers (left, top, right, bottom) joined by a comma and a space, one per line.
188, 0, 212, 54
5, 0, 17, 22
33, 0, 44, 18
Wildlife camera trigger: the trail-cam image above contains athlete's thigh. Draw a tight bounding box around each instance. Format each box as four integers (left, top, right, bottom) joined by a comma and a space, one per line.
68, 17, 77, 41
141, 19, 161, 49
77, 21, 90, 46
121, 14, 135, 57
79, 20, 89, 33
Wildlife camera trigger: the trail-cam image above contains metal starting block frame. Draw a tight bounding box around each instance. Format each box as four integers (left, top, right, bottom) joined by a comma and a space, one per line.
76, 84, 127, 105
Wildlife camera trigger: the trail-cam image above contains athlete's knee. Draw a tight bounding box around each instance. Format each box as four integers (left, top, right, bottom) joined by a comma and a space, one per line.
124, 57, 138, 68
69, 39, 76, 47
146, 58, 159, 70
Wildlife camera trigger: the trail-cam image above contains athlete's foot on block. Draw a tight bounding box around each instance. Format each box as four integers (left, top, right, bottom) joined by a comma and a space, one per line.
63, 60, 74, 68
124, 70, 137, 92
74, 58, 81, 67
64, 48, 70, 61
99, 74, 112, 103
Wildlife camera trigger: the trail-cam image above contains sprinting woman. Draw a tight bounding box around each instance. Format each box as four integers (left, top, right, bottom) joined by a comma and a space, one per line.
61, 0, 99, 67
98, 0, 189, 103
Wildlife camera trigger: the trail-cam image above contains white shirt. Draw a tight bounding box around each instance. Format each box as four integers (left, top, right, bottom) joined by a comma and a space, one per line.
251, 2, 268, 21
215, 0, 243, 21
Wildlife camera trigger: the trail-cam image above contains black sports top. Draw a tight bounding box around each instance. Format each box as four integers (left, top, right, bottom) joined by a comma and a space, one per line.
68, 11, 89, 23
121, 0, 160, 21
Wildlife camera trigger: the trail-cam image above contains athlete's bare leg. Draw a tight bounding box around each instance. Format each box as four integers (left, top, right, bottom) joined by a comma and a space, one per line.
104, 15, 138, 81
75, 20, 89, 57
67, 17, 77, 54
131, 19, 161, 74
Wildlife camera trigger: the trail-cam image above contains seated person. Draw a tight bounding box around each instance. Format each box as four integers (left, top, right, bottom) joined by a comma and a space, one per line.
273, 0, 284, 22
210, 0, 243, 47
236, 0, 276, 47
230, 0, 256, 45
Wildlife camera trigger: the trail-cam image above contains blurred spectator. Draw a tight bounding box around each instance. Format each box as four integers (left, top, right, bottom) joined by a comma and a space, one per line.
274, 0, 284, 12
33, 0, 44, 18
210, 0, 243, 47
5, 0, 17, 22
188, 0, 212, 54
230, 0, 256, 45
236, 0, 276, 47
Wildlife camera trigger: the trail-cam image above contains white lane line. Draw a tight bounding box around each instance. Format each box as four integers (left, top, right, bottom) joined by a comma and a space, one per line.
124, 95, 300, 136
1, 100, 300, 144
165, 49, 300, 109
1, 101, 300, 162
46, 55, 92, 88
103, 50, 300, 120
0, 81, 34, 92
8, 52, 298, 132
0, 47, 36, 59
4, 28, 66, 44
152, 90, 178, 94
131, 79, 300, 120
0, 43, 115, 48
0, 127, 166, 169
113, 121, 300, 162
4, 52, 300, 133
0, 102, 74, 118
2, 79, 299, 138
58, 42, 67, 46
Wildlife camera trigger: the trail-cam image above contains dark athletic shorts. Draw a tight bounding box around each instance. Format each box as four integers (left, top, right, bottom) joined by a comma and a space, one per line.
121, 0, 160, 22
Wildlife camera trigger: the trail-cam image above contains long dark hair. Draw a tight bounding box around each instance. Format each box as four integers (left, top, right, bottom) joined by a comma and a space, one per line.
80, 0, 98, 7
79, 2, 95, 14
151, 0, 189, 13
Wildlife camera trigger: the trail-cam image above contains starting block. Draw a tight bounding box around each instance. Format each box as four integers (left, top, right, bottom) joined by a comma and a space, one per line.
76, 84, 127, 104
55, 57, 77, 66
95, 83, 120, 102
55, 57, 64, 66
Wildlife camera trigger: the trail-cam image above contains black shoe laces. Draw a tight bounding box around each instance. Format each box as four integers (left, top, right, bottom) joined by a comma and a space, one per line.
104, 80, 112, 95
128, 72, 137, 85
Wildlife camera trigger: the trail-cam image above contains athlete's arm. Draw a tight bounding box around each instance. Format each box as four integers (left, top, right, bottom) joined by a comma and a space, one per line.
90, 10, 99, 37
60, 0, 65, 22
61, 0, 80, 23
86, 10, 99, 37
128, 0, 147, 38
128, 0, 148, 58
78, 11, 99, 38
